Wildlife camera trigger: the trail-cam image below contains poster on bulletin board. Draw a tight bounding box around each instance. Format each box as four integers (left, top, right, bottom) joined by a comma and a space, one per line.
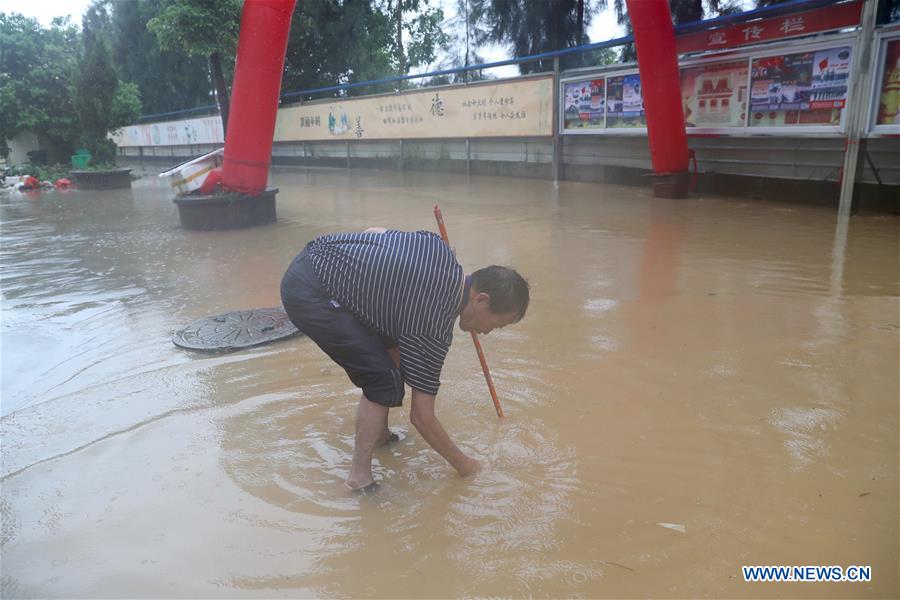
563, 78, 606, 130
876, 39, 900, 126
606, 74, 645, 128
749, 46, 851, 127
681, 60, 748, 128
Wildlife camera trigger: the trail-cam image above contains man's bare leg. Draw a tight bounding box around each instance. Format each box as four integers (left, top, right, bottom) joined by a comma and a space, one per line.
346, 394, 390, 490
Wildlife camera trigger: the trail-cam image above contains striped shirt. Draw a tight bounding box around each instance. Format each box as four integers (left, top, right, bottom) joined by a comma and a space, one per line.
306, 230, 464, 395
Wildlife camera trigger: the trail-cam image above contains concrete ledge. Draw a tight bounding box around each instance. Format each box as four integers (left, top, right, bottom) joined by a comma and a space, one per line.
695, 173, 898, 213
120, 155, 899, 214
70, 168, 132, 189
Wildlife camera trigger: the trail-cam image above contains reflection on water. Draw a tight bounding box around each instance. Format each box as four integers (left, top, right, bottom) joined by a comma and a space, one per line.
1, 168, 897, 598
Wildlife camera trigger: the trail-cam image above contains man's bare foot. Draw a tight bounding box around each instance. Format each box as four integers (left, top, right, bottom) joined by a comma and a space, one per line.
345, 479, 379, 493
376, 428, 400, 447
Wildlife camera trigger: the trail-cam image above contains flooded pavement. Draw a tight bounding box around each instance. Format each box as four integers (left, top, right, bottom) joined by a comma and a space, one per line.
1, 166, 897, 598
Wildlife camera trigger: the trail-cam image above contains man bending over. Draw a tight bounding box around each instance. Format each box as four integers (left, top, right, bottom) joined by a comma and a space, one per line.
280, 228, 529, 491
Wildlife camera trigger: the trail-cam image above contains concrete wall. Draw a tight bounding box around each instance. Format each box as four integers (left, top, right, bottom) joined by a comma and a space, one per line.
5, 131, 40, 167
119, 134, 899, 212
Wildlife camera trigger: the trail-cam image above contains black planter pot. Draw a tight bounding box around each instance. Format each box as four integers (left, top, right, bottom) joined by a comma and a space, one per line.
172, 187, 278, 230
70, 168, 133, 190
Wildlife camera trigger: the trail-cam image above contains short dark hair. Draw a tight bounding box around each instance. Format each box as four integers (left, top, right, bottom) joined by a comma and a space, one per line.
471, 265, 530, 322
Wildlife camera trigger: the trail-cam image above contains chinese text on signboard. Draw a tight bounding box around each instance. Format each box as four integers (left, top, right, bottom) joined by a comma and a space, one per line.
274, 77, 553, 141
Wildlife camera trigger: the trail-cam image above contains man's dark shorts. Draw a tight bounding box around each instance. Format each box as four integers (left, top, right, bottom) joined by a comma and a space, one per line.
280, 250, 405, 408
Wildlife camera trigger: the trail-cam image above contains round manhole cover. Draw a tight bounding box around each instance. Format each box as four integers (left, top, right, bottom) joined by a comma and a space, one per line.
173, 307, 302, 352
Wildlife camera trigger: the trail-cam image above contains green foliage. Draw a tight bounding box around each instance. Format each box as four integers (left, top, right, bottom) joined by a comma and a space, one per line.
469, 0, 601, 74
147, 0, 239, 129
8, 0, 773, 143
613, 0, 741, 61
403, 2, 449, 69
72, 4, 121, 162
386, 0, 448, 74
7, 161, 119, 179
0, 13, 80, 157
612, 0, 742, 30
146, 0, 241, 59
283, 0, 394, 97
7, 162, 72, 180
111, 81, 142, 128
108, 0, 212, 116
570, 45, 617, 70
424, 0, 493, 85
282, 0, 447, 98
668, 0, 703, 24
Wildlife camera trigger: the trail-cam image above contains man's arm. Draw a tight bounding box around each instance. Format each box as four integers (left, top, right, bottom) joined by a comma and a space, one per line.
363, 227, 387, 234
409, 389, 480, 477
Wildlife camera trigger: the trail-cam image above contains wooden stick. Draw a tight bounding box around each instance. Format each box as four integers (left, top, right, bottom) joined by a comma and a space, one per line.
434, 205, 505, 419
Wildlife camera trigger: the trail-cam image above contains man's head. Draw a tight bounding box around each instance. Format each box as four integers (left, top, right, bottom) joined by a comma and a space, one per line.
459, 266, 530, 335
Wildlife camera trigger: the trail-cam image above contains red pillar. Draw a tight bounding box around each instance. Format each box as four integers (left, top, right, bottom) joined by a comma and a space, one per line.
220, 0, 296, 194
625, 0, 690, 197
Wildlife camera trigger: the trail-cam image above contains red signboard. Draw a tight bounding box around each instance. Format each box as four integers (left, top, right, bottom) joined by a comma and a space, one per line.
676, 1, 862, 55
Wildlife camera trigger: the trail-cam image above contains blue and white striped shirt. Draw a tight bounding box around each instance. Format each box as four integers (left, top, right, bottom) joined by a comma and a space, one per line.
306, 230, 464, 395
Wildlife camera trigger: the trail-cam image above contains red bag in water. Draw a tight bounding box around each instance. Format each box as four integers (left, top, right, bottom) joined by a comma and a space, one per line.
55, 178, 73, 189
22, 175, 40, 189
198, 167, 222, 195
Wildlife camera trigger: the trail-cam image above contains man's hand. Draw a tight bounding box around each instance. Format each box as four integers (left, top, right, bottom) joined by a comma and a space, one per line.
409, 389, 479, 477
456, 456, 481, 477
363, 227, 387, 234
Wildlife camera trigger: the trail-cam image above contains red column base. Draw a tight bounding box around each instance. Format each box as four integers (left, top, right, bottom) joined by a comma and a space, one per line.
652, 171, 691, 199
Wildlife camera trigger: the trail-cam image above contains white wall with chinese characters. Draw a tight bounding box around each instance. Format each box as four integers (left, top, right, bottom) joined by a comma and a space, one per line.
274, 76, 553, 141
112, 116, 223, 148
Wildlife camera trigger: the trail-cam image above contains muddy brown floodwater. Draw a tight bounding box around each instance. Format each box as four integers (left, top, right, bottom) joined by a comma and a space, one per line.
1, 166, 897, 599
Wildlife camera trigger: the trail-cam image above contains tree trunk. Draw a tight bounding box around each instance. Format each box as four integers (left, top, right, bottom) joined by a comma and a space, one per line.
396, 0, 404, 87
464, 0, 470, 68
209, 51, 230, 135
576, 0, 584, 46
551, 0, 560, 50
549, 0, 561, 72
669, 0, 704, 24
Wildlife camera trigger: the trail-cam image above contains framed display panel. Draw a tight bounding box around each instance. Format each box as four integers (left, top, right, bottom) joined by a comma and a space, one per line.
681, 59, 750, 131
560, 34, 856, 137
606, 72, 647, 129
562, 77, 607, 131
866, 30, 900, 136
747, 42, 852, 133
560, 68, 647, 135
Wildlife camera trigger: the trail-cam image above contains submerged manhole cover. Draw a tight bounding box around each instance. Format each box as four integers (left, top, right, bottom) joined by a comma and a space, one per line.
173, 307, 302, 352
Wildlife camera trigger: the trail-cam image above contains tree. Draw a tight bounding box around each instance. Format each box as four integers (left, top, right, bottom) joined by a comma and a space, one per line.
147, 0, 241, 133
381, 0, 449, 88
281, 0, 446, 99
0, 13, 80, 159
282, 0, 395, 99
468, 0, 601, 74
111, 82, 143, 127
107, 0, 212, 117
73, 4, 141, 163
613, 0, 740, 61
395, 0, 449, 77
883, 0, 900, 23
424, 0, 493, 85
